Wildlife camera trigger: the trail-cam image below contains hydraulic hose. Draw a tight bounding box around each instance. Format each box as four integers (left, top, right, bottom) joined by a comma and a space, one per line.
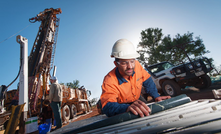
4, 44, 23, 93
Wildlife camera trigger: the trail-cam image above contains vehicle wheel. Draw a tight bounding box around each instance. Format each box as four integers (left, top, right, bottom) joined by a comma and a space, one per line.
195, 75, 212, 89
83, 103, 88, 114
3, 120, 8, 130
162, 80, 181, 97
62, 105, 70, 122
70, 104, 77, 119
96, 100, 102, 114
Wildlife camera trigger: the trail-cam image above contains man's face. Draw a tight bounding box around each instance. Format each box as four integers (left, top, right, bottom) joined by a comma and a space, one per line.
114, 59, 136, 78
50, 79, 54, 84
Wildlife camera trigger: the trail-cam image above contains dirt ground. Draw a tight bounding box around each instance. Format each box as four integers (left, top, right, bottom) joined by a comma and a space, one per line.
182, 81, 221, 100
74, 107, 100, 122
61, 106, 100, 127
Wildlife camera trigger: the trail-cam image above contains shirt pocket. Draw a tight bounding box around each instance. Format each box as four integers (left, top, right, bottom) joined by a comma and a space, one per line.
118, 89, 133, 103
136, 77, 143, 91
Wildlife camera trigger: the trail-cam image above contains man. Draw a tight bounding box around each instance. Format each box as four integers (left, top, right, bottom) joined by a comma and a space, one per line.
100, 39, 171, 117
49, 76, 63, 129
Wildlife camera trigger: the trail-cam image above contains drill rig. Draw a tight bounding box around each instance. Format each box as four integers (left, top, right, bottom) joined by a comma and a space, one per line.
28, 8, 62, 115
0, 8, 62, 130
5, 8, 90, 124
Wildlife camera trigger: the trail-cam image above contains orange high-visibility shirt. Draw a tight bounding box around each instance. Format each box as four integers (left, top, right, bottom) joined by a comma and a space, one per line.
101, 60, 151, 108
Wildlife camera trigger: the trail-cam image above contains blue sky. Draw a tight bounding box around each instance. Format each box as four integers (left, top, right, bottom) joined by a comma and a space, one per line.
0, 0, 221, 100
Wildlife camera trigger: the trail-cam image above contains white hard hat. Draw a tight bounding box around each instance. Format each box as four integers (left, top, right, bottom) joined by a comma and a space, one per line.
50, 76, 57, 80
111, 39, 140, 59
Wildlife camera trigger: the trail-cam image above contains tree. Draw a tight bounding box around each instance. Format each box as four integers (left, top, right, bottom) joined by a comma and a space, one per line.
66, 80, 80, 89
137, 28, 163, 65
65, 80, 92, 99
137, 28, 212, 66
60, 82, 65, 85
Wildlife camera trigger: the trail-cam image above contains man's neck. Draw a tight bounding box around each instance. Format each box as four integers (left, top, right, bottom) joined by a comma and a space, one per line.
124, 75, 130, 80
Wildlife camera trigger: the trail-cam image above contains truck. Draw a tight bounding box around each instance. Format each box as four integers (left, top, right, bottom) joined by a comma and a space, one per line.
144, 57, 213, 97
5, 85, 90, 123
1, 8, 90, 128
54, 85, 91, 123
0, 85, 10, 130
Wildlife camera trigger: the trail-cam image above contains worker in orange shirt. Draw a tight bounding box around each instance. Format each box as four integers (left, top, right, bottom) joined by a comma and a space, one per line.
100, 39, 171, 117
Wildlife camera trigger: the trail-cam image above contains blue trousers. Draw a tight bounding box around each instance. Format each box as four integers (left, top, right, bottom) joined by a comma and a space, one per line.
50, 101, 62, 128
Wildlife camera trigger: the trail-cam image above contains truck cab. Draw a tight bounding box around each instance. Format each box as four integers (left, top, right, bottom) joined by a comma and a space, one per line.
145, 58, 213, 96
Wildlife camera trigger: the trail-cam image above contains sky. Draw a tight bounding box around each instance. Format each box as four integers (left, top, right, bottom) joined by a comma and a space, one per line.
0, 0, 221, 100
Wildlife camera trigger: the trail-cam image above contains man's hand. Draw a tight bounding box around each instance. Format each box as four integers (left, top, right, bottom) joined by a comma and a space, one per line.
155, 96, 171, 102
126, 100, 151, 117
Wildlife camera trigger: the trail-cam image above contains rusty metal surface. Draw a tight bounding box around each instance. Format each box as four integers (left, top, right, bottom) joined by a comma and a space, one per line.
0, 111, 10, 126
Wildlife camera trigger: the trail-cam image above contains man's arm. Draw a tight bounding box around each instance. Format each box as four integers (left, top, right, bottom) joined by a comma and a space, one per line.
101, 77, 153, 117
102, 100, 152, 117
48, 84, 54, 103
143, 77, 160, 99
143, 77, 171, 101
155, 96, 171, 102
101, 79, 131, 117
102, 102, 130, 117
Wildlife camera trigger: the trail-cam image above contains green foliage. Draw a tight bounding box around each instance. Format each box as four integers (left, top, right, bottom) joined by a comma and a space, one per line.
137, 28, 212, 66
65, 80, 92, 99
60, 82, 65, 85
66, 80, 80, 89
137, 28, 163, 65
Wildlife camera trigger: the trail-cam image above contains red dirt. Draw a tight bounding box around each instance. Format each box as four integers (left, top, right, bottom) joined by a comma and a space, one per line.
74, 107, 100, 122
62, 106, 100, 127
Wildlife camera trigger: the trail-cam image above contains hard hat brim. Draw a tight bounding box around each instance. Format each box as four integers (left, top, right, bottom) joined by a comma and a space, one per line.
111, 52, 140, 59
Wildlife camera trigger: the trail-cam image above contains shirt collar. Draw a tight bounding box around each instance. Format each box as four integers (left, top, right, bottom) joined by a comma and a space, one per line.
115, 67, 135, 85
